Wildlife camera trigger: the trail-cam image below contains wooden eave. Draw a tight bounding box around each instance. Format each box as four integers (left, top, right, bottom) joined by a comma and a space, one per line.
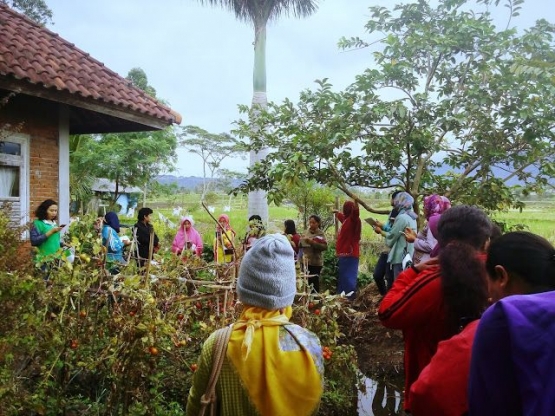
0, 77, 172, 134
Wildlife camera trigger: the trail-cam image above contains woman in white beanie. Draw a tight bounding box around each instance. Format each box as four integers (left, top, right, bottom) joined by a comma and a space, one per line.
186, 234, 324, 416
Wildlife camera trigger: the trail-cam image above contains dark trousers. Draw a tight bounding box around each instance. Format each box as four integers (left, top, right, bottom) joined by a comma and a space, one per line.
373, 252, 393, 296
307, 265, 322, 293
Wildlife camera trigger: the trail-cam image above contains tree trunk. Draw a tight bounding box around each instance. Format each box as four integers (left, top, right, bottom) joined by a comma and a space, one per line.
248, 22, 269, 224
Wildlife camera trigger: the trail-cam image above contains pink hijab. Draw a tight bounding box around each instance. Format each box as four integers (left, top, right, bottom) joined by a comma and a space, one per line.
171, 216, 203, 256
217, 214, 235, 236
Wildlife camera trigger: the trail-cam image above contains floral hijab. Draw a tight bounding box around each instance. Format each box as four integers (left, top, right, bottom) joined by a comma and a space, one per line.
393, 192, 418, 220
424, 194, 452, 220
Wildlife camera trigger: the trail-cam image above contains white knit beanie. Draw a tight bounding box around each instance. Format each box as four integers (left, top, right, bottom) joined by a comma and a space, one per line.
236, 233, 296, 310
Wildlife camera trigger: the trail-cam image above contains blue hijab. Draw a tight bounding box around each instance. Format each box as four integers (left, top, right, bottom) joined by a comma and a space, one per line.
104, 212, 121, 233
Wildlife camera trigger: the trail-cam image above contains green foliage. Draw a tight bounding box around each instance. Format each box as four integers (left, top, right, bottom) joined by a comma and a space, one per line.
234, 0, 555, 214
0, 207, 360, 414
0, 204, 32, 273
0, 214, 229, 414
5, 0, 52, 25
148, 181, 181, 199
70, 69, 178, 207
69, 134, 96, 208
201, 244, 215, 263
73, 129, 177, 205
286, 181, 336, 231
127, 68, 157, 98
196, 0, 319, 24
293, 293, 361, 415
321, 242, 339, 292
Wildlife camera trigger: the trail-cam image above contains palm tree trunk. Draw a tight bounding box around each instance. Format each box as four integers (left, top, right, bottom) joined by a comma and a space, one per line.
248, 22, 269, 223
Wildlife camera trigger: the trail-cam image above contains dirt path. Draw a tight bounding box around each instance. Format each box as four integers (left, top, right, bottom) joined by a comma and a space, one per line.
342, 284, 405, 384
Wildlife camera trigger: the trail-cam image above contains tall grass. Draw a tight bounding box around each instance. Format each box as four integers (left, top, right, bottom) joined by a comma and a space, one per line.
145, 195, 555, 277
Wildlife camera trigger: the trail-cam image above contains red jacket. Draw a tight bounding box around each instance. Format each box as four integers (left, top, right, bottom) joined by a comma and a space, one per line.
335, 203, 361, 258
378, 266, 451, 411
410, 320, 479, 416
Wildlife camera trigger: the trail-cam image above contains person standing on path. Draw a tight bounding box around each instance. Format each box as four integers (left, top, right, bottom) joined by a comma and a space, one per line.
186, 234, 324, 416
333, 200, 361, 300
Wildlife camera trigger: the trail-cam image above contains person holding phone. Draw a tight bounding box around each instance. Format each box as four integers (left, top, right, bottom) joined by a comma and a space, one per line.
300, 215, 328, 292
172, 216, 203, 258
373, 192, 418, 280
369, 190, 401, 295
30, 199, 66, 269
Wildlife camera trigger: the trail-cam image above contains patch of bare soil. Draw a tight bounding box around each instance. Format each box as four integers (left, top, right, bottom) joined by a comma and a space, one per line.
339, 283, 405, 379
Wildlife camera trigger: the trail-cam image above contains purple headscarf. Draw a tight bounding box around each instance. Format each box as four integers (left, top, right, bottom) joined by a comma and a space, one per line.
428, 214, 441, 239
104, 212, 121, 233
424, 194, 451, 220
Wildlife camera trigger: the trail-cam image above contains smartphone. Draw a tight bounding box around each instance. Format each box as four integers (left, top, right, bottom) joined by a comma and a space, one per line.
365, 218, 378, 227
59, 224, 67, 228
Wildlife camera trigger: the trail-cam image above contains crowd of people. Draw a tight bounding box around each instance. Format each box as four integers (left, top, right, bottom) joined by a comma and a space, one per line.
377, 200, 555, 415
28, 194, 555, 415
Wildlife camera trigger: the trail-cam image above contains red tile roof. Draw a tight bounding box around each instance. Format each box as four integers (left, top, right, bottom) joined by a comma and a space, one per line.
0, 4, 181, 130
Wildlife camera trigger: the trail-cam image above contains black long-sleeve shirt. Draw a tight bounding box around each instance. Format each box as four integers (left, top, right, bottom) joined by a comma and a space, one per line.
133, 221, 159, 260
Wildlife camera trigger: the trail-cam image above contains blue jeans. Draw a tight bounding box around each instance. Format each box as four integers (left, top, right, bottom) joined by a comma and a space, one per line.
337, 256, 359, 300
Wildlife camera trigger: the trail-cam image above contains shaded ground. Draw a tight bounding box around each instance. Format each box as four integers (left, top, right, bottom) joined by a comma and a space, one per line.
338, 283, 405, 385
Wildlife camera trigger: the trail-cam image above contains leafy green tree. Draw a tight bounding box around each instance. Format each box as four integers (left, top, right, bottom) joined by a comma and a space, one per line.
286, 181, 336, 231
2, 0, 52, 24
234, 0, 555, 215
196, 0, 319, 222
216, 168, 247, 193
127, 67, 157, 98
70, 69, 177, 207
69, 134, 95, 213
73, 130, 177, 206
179, 125, 245, 200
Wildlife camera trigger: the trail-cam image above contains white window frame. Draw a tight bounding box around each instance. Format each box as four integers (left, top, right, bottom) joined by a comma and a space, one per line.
0, 133, 30, 226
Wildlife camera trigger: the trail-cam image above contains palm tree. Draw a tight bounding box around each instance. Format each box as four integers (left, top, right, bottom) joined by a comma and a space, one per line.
196, 0, 319, 223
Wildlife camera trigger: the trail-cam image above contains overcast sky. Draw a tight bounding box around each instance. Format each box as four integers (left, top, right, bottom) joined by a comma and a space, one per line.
45, 0, 549, 177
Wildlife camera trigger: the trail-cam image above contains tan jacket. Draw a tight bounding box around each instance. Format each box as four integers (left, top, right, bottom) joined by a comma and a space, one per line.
301, 229, 328, 267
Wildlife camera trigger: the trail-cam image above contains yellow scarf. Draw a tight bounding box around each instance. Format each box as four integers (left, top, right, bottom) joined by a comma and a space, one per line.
227, 306, 322, 416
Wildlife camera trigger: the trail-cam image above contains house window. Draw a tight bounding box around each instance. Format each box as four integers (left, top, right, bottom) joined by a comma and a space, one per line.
0, 141, 21, 156
0, 166, 20, 197
0, 135, 29, 226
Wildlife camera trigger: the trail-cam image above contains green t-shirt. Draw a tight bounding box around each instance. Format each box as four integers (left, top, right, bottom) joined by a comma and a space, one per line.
33, 219, 61, 257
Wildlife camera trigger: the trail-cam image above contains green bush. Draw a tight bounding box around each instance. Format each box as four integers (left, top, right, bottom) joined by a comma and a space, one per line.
0, 210, 360, 415
321, 242, 338, 292
0, 203, 33, 273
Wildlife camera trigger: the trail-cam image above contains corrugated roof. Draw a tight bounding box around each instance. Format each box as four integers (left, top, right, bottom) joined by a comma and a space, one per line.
0, 4, 182, 132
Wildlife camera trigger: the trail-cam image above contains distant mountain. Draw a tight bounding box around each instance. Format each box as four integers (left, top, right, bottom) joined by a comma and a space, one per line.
157, 163, 549, 191
155, 175, 243, 190
430, 164, 544, 187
